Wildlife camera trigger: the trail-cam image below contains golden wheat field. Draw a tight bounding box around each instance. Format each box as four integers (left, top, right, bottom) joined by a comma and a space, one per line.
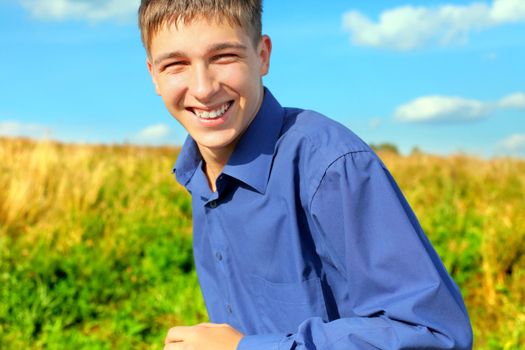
0, 136, 524, 349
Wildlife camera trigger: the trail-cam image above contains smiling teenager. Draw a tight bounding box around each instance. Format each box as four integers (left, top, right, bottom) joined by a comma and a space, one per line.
139, 1, 473, 349
145, 4, 270, 192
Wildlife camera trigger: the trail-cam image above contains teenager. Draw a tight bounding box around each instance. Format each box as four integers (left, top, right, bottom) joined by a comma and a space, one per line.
139, 1, 473, 349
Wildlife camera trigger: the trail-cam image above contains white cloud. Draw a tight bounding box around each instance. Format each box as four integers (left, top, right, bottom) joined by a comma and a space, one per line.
342, 0, 525, 51
498, 92, 525, 108
498, 134, 525, 154
19, 0, 140, 22
491, 0, 525, 22
395, 96, 492, 122
136, 123, 170, 141
395, 92, 525, 123
0, 120, 52, 138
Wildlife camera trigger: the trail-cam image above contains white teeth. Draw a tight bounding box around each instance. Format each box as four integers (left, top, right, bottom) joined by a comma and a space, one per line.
194, 102, 231, 119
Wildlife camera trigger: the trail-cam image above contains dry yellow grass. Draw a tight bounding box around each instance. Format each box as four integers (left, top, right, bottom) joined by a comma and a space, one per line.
0, 137, 188, 249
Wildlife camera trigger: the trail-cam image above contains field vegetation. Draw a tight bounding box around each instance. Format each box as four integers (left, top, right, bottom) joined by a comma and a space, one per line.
0, 137, 524, 349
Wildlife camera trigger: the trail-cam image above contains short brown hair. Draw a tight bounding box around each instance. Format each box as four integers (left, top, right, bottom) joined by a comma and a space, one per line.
138, 0, 263, 55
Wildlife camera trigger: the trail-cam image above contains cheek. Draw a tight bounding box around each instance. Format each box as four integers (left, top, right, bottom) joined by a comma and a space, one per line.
158, 75, 187, 103
216, 64, 254, 91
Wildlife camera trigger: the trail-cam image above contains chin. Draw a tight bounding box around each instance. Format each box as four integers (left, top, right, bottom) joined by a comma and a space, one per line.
195, 132, 238, 151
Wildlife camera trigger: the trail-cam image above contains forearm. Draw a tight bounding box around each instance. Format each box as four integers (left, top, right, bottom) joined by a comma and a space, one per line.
239, 312, 472, 350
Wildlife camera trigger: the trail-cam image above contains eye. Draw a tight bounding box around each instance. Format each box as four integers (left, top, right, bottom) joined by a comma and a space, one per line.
165, 61, 184, 68
161, 61, 188, 72
213, 53, 238, 63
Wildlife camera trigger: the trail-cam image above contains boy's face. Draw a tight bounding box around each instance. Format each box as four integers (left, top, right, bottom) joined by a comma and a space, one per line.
147, 18, 271, 157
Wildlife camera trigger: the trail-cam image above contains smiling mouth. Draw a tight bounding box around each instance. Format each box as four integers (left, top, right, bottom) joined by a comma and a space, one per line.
189, 101, 234, 120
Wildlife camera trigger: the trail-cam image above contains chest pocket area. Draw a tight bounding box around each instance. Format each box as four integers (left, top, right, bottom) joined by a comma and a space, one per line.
250, 275, 328, 334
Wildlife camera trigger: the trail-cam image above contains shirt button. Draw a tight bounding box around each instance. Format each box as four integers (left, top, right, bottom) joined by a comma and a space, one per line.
226, 304, 233, 314
209, 200, 217, 208
215, 252, 223, 261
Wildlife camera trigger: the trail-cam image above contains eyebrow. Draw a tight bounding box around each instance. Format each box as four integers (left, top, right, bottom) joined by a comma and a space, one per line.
153, 42, 248, 67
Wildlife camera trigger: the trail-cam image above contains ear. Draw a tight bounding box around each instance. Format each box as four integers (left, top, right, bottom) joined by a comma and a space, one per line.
258, 35, 272, 77
146, 57, 161, 96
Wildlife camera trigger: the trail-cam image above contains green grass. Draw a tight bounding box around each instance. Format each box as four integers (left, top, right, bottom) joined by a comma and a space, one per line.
0, 138, 206, 349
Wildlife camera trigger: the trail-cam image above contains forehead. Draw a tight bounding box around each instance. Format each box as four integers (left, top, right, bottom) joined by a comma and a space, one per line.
149, 17, 253, 57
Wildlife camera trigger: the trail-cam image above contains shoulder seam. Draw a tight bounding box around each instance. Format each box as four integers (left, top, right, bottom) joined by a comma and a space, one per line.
308, 150, 371, 209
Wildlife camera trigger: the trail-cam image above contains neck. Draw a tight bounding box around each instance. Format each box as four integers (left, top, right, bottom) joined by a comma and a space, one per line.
198, 143, 236, 192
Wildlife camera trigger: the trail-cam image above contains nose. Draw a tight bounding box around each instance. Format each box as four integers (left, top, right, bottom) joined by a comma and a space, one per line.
189, 63, 218, 102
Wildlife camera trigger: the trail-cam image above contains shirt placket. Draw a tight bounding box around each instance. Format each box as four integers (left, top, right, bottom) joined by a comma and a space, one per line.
204, 182, 237, 323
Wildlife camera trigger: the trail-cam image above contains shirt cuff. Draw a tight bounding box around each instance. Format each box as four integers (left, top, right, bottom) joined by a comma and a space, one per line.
237, 333, 294, 350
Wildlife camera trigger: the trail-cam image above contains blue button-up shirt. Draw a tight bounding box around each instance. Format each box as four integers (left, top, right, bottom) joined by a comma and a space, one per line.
174, 89, 473, 350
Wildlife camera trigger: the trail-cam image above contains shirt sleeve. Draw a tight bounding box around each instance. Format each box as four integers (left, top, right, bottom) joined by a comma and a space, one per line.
238, 151, 473, 350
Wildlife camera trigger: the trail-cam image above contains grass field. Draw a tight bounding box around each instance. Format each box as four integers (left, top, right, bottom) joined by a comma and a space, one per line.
1, 137, 524, 349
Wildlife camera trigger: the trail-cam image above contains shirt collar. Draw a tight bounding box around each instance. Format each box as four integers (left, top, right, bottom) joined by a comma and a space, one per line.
173, 87, 285, 195
222, 88, 284, 194
173, 135, 201, 189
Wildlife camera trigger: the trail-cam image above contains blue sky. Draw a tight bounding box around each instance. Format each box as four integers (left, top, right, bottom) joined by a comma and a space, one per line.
1, 0, 524, 157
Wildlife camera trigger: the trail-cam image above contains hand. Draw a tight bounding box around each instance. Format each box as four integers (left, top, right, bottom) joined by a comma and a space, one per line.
164, 323, 244, 350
